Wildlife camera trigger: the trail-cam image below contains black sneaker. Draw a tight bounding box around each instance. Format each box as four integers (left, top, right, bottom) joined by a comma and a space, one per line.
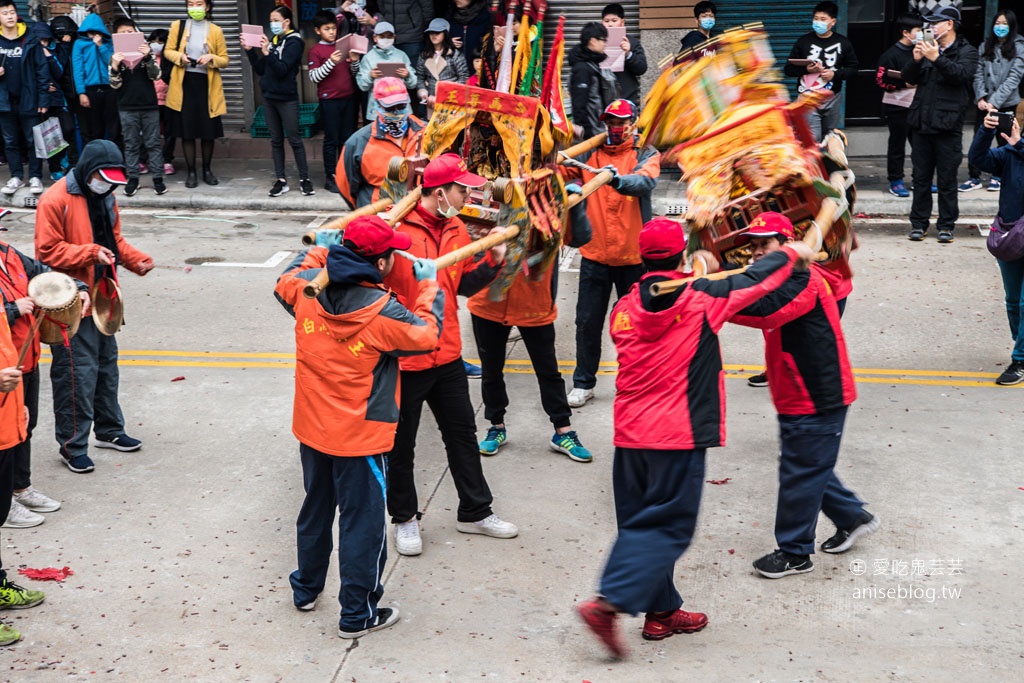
60, 451, 95, 473
821, 512, 880, 554
94, 434, 142, 452
153, 177, 167, 195
324, 178, 339, 194
747, 371, 768, 387
268, 180, 289, 197
937, 230, 954, 244
908, 228, 925, 241
123, 178, 139, 196
300, 179, 315, 196
338, 607, 399, 639
996, 360, 1024, 386
753, 549, 814, 579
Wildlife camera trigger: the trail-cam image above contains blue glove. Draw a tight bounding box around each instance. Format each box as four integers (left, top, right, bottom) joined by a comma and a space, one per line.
603, 164, 621, 189
565, 183, 583, 195
413, 258, 437, 282
314, 229, 344, 247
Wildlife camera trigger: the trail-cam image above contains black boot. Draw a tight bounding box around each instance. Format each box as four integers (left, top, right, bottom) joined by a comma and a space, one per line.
203, 166, 219, 186
185, 168, 198, 188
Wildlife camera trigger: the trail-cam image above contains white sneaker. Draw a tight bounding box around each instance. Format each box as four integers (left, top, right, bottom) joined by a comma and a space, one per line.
395, 519, 422, 556
1, 177, 24, 195
567, 388, 595, 408
28, 177, 43, 194
2, 500, 45, 528
456, 514, 519, 539
13, 486, 61, 513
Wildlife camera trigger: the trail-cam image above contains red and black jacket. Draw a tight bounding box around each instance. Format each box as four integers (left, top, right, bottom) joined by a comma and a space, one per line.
731, 263, 857, 415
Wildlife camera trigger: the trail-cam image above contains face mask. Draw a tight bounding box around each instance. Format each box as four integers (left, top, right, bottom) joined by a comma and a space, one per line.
438, 189, 460, 218
699, 18, 715, 31
187, 8, 206, 21
606, 125, 629, 146
376, 38, 394, 50
812, 20, 830, 36
994, 25, 1010, 39
912, 30, 924, 43
270, 21, 284, 36
88, 178, 113, 194
378, 109, 409, 137
150, 42, 164, 55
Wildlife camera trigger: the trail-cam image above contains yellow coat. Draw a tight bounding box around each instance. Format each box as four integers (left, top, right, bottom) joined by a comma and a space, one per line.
163, 19, 229, 118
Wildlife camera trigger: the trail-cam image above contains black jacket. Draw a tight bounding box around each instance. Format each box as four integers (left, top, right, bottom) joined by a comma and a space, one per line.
614, 34, 647, 104
377, 0, 432, 45
903, 35, 979, 133
246, 31, 305, 102
109, 54, 160, 110
568, 44, 620, 139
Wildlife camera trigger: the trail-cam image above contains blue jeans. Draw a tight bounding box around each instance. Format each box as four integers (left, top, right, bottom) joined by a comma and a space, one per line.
599, 448, 705, 616
289, 445, 388, 631
48, 316, 125, 459
997, 257, 1024, 361
775, 406, 866, 556
0, 110, 42, 179
572, 258, 643, 390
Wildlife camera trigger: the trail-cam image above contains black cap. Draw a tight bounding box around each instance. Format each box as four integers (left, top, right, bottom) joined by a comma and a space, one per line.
924, 6, 960, 24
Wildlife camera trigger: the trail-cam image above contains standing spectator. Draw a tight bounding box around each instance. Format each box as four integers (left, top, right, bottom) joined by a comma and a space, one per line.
679, 1, 719, 55
356, 21, 417, 120
244, 5, 313, 198
35, 140, 154, 474
71, 11, 119, 146
377, 0, 432, 65
0, 0, 44, 195
565, 100, 659, 408
309, 10, 359, 195
50, 15, 80, 169
968, 112, 1024, 385
877, 13, 924, 198
784, 2, 858, 143
148, 28, 176, 176
568, 22, 620, 140
20, 21, 66, 193
447, 0, 492, 63
338, 1, 383, 126
961, 10, 1024, 193
600, 4, 646, 105
164, 0, 229, 189
903, 5, 978, 243
415, 19, 469, 116
109, 18, 166, 197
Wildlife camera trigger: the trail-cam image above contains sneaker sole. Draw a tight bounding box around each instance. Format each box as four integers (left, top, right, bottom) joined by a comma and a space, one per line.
479, 436, 509, 456
567, 398, 592, 408
754, 564, 814, 579
549, 443, 592, 463
996, 374, 1024, 386
455, 522, 518, 538
94, 440, 141, 452
641, 622, 708, 640
2, 515, 45, 529
823, 516, 880, 554
60, 456, 94, 473
17, 502, 61, 513
0, 634, 21, 646
1, 596, 45, 610
908, 234, 925, 242
269, 188, 290, 197
295, 599, 317, 611
338, 608, 400, 639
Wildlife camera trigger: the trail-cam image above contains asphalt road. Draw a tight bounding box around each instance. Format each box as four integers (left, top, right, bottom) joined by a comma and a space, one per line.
0, 209, 1018, 682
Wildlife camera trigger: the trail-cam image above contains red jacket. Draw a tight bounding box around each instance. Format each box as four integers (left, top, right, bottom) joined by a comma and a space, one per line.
274, 247, 444, 456
610, 248, 799, 450
0, 312, 26, 450
385, 205, 501, 371
731, 263, 857, 415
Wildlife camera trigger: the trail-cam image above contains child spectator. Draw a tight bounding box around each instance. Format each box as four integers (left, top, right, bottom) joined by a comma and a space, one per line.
148, 28, 176, 176
72, 12, 119, 145
877, 13, 924, 198
356, 21, 417, 119
0, 0, 45, 195
109, 17, 165, 196
467, 47, 482, 87
337, 0, 383, 126
415, 19, 469, 117
49, 15, 80, 168
309, 10, 359, 195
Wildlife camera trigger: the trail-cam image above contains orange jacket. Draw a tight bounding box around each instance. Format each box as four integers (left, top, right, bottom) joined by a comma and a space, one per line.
468, 259, 558, 327
34, 175, 150, 289
575, 140, 660, 266
274, 247, 444, 457
0, 313, 26, 450
385, 205, 502, 371
337, 118, 425, 208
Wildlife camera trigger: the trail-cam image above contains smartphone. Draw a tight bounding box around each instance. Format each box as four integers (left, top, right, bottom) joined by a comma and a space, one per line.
923, 28, 935, 45
996, 111, 1016, 135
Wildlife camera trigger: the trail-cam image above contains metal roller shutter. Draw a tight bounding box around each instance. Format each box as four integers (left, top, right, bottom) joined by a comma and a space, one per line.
125, 1, 249, 132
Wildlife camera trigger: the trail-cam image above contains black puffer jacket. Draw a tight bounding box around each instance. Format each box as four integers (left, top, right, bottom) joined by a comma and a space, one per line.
377, 0, 432, 45
568, 44, 620, 139
903, 35, 979, 134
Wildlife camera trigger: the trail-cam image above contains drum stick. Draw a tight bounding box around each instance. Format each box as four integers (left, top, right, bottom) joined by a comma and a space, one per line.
301, 196, 395, 245
558, 132, 608, 161
153, 264, 193, 273
15, 315, 45, 369
567, 170, 615, 208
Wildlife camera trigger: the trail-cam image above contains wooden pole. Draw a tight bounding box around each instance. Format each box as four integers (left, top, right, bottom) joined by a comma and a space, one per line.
434, 225, 519, 270
558, 132, 607, 161
567, 170, 614, 208
300, 196, 394, 245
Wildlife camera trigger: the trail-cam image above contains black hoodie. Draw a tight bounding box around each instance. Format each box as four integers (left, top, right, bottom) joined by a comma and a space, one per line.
568, 44, 620, 138
72, 140, 125, 268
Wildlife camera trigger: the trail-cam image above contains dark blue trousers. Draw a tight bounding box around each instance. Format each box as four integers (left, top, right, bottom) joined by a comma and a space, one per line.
572, 258, 643, 390
775, 406, 866, 556
599, 448, 705, 616
49, 317, 125, 458
290, 444, 388, 631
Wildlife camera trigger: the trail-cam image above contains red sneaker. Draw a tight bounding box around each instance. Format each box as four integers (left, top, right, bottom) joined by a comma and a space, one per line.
577, 599, 627, 659
642, 609, 709, 640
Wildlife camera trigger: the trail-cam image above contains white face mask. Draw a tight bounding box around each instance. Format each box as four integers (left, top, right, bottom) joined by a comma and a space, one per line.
438, 189, 460, 218
150, 42, 164, 55
88, 178, 113, 194
376, 38, 394, 50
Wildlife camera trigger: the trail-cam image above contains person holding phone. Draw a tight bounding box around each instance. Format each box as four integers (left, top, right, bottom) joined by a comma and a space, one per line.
356, 21, 417, 119
961, 11, 1024, 193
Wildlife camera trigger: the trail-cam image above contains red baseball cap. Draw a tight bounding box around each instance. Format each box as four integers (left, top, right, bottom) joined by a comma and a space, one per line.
639, 217, 687, 259
373, 77, 410, 108
99, 167, 128, 185
600, 99, 636, 121
344, 215, 412, 257
422, 153, 487, 188
734, 212, 795, 246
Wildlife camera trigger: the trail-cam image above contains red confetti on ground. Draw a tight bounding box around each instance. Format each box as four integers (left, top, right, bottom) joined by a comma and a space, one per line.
728, 549, 735, 554
18, 566, 74, 582
171, 376, 186, 382
706, 478, 732, 485
854, 212, 869, 219
1019, 487, 1024, 491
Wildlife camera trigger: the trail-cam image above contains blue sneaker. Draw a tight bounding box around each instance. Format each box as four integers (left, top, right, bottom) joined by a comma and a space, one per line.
95, 434, 142, 452
930, 184, 937, 193
479, 425, 508, 455
463, 360, 482, 378
60, 452, 95, 473
49, 170, 65, 182
550, 430, 592, 463
888, 180, 909, 198
958, 178, 981, 192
